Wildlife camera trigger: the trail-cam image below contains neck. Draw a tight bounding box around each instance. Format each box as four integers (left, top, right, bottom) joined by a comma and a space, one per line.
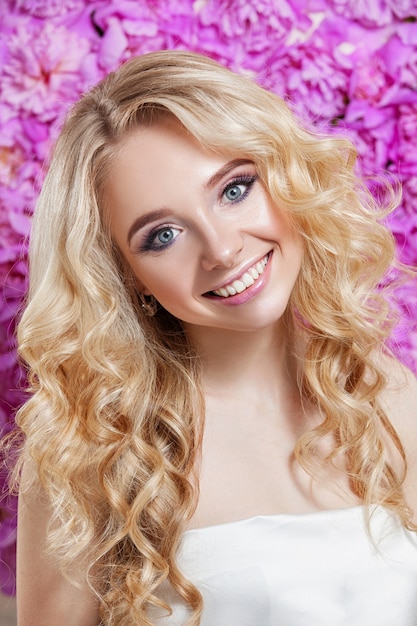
184, 320, 300, 403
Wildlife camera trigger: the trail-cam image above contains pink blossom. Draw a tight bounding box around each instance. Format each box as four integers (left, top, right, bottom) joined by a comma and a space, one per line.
370, 30, 417, 107
0, 117, 27, 188
325, 0, 415, 27
388, 276, 417, 373
91, 1, 166, 64
97, 17, 129, 71
387, 202, 417, 263
394, 104, 417, 180
1, 19, 100, 122
0, 122, 43, 214
348, 54, 397, 109
0, 491, 17, 595
91, 0, 198, 62
340, 120, 396, 183
264, 36, 349, 122
0, 104, 52, 170
401, 176, 417, 220
194, 0, 308, 71
0, 0, 417, 593
11, 0, 85, 18
333, 24, 417, 117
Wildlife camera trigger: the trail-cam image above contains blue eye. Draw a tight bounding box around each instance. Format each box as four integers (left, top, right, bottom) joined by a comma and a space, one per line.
222, 175, 257, 204
140, 225, 181, 252
224, 184, 245, 201
157, 228, 175, 244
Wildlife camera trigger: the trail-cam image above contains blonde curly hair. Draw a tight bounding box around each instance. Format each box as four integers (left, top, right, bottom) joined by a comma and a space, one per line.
14, 50, 412, 624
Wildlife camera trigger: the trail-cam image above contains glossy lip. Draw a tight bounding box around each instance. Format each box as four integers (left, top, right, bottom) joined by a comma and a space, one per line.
203, 251, 273, 306
204, 251, 272, 294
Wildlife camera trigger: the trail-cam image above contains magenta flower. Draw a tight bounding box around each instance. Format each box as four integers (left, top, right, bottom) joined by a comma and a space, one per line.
0, 489, 17, 596
342, 116, 396, 176
0, 0, 417, 596
10, 0, 85, 18
91, 1, 167, 67
393, 104, 417, 181
1, 19, 100, 123
194, 0, 307, 71
401, 176, 417, 224
325, 0, 416, 27
264, 36, 349, 122
387, 275, 417, 373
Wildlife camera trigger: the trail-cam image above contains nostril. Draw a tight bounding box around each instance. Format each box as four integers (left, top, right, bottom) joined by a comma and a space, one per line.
200, 237, 244, 272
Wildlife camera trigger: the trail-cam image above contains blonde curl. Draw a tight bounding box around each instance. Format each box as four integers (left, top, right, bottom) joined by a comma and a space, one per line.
11, 50, 414, 624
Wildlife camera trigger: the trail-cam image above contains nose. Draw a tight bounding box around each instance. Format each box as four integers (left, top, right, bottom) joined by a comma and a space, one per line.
199, 219, 244, 271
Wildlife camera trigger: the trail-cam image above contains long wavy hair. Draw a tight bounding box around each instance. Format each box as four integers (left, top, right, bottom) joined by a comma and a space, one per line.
13, 50, 413, 624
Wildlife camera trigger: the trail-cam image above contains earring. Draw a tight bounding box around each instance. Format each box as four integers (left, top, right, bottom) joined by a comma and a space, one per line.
138, 292, 158, 317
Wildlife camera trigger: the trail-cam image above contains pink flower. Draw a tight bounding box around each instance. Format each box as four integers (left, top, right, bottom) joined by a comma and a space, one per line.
1, 18, 100, 123
91, 1, 166, 67
0, 491, 17, 595
347, 115, 396, 169
334, 22, 417, 114
264, 36, 349, 122
388, 276, 417, 373
194, 0, 305, 70
11, 0, 85, 18
0, 0, 416, 583
349, 55, 396, 108
401, 176, 417, 221
387, 204, 417, 263
325, 0, 416, 27
394, 104, 417, 179
97, 17, 129, 71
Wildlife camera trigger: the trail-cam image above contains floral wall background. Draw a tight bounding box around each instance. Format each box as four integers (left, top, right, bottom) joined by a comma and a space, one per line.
0, 0, 416, 595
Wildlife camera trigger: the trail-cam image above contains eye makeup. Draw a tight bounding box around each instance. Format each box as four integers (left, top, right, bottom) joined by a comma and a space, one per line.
137, 224, 182, 253
132, 169, 258, 254
220, 174, 258, 205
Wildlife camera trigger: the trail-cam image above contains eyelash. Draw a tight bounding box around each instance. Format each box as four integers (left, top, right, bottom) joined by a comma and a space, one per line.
138, 173, 258, 253
139, 224, 181, 252
220, 174, 258, 205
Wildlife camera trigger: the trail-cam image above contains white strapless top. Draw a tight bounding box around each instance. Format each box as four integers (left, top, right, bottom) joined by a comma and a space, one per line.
154, 506, 417, 625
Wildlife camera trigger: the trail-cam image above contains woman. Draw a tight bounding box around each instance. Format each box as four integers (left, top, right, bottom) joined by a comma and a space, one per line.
14, 50, 417, 625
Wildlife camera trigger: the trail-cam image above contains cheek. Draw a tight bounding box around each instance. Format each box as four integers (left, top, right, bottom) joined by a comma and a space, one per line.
274, 211, 302, 251
131, 264, 185, 303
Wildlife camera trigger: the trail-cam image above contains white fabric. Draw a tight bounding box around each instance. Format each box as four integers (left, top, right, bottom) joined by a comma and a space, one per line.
155, 506, 417, 625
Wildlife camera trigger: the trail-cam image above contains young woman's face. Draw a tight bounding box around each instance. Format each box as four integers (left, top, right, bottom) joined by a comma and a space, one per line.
107, 118, 303, 335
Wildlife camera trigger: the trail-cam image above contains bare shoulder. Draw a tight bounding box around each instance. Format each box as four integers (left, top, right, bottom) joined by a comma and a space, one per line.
17, 459, 100, 625
376, 352, 417, 442
375, 353, 417, 517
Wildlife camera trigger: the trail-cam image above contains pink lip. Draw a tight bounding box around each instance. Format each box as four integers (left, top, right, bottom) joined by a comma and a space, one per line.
204, 251, 273, 306
206, 252, 271, 294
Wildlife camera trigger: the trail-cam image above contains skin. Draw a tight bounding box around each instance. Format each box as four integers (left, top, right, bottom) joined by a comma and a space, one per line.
107, 117, 417, 528
108, 118, 303, 337
106, 118, 368, 526
16, 118, 417, 624
17, 461, 101, 625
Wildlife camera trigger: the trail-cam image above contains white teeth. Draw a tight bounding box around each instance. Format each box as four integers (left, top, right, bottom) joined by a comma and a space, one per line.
241, 273, 255, 288
212, 254, 269, 298
232, 280, 246, 294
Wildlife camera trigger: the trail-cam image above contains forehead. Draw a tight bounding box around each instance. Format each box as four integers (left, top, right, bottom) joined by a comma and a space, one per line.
105, 119, 237, 239
116, 119, 220, 177
107, 119, 239, 205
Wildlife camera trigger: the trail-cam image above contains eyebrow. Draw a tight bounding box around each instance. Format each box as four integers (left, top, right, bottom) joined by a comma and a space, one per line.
205, 158, 254, 190
127, 208, 171, 245
126, 158, 254, 245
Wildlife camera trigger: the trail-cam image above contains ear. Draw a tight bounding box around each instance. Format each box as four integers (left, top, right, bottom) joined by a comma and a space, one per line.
134, 278, 152, 296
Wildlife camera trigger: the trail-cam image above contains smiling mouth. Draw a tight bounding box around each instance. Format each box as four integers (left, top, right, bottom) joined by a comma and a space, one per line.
206, 252, 271, 298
